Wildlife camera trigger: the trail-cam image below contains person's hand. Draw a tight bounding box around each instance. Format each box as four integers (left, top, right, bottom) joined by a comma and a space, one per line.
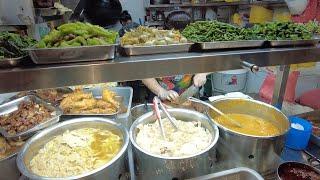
158, 89, 179, 102
193, 73, 207, 87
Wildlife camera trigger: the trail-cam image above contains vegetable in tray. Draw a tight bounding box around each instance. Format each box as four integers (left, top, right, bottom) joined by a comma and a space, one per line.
182, 21, 314, 42
305, 21, 320, 35
251, 22, 313, 41
0, 32, 36, 59
36, 22, 118, 48
182, 21, 257, 42
120, 26, 188, 46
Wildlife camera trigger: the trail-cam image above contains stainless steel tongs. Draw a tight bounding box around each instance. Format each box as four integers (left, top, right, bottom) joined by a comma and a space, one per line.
152, 96, 179, 140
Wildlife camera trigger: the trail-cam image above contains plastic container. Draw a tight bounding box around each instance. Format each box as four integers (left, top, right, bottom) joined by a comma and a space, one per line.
285, 116, 312, 150
211, 69, 248, 94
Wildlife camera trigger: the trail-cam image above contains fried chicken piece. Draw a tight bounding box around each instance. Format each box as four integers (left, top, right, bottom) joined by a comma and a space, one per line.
102, 89, 119, 108
60, 89, 119, 114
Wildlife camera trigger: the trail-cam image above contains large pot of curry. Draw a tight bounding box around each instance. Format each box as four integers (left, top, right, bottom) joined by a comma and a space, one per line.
208, 98, 290, 175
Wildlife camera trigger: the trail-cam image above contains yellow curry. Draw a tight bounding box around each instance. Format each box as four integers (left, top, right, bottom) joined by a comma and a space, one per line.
214, 113, 280, 136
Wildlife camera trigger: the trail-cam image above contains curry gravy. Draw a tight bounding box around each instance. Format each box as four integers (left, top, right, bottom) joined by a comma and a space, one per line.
214, 113, 280, 136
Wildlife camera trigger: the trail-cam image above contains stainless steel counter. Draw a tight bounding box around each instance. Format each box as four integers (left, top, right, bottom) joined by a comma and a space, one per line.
0, 46, 319, 93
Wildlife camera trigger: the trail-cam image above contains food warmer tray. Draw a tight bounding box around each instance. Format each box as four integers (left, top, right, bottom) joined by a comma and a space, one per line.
0, 56, 25, 68
120, 43, 193, 56
61, 87, 133, 127
187, 167, 263, 180
296, 110, 320, 147
0, 88, 73, 106
26, 44, 116, 64
0, 95, 62, 141
197, 40, 265, 50
269, 38, 320, 47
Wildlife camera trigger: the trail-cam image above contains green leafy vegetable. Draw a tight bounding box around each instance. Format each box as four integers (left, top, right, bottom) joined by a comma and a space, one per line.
182, 21, 313, 42
182, 21, 249, 42
0, 32, 36, 58
250, 22, 312, 40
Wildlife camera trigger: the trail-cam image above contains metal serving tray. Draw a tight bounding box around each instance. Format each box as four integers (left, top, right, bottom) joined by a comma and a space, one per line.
187, 167, 263, 180
26, 44, 116, 64
0, 95, 62, 140
34, 8, 59, 17
61, 86, 133, 128
269, 38, 320, 47
1, 88, 73, 106
120, 43, 193, 56
0, 56, 25, 68
197, 40, 265, 50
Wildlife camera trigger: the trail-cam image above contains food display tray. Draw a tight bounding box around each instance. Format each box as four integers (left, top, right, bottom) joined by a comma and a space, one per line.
1, 88, 73, 106
197, 40, 265, 50
296, 110, 320, 147
61, 87, 133, 127
120, 43, 193, 56
269, 38, 320, 47
34, 8, 59, 17
26, 44, 116, 64
187, 167, 263, 180
0, 56, 25, 68
0, 95, 62, 140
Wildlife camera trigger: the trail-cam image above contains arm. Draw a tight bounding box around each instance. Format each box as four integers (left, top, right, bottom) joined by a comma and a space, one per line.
142, 78, 166, 96
142, 78, 179, 101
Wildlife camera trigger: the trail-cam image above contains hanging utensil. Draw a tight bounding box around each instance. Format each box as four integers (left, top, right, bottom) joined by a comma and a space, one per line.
188, 97, 242, 128
152, 97, 166, 140
152, 96, 180, 140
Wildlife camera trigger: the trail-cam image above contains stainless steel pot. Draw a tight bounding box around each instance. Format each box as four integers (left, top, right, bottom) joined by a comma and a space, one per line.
129, 103, 153, 127
17, 117, 129, 180
0, 153, 20, 180
130, 108, 219, 180
208, 98, 290, 175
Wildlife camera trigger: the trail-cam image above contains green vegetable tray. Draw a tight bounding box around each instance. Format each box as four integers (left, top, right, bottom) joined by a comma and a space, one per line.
268, 38, 320, 47
26, 45, 116, 64
120, 43, 193, 56
196, 40, 265, 50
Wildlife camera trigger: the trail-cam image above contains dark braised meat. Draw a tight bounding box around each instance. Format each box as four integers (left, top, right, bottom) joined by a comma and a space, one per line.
36, 89, 65, 105
0, 101, 53, 135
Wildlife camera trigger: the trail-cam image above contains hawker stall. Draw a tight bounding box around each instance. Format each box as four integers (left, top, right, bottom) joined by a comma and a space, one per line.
0, 0, 320, 180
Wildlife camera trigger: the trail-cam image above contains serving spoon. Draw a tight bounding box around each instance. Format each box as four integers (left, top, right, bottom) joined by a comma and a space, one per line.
188, 97, 242, 128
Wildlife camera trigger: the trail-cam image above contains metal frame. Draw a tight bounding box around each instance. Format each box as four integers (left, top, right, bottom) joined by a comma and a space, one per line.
271, 65, 290, 109
0, 46, 319, 93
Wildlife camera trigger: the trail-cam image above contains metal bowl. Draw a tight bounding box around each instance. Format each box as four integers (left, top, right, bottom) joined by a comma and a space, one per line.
277, 161, 320, 180
208, 98, 290, 175
0, 152, 21, 180
129, 103, 153, 126
130, 108, 219, 180
17, 117, 129, 180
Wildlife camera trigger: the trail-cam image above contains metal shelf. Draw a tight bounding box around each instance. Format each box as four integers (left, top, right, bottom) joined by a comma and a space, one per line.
147, 1, 286, 8
0, 45, 319, 93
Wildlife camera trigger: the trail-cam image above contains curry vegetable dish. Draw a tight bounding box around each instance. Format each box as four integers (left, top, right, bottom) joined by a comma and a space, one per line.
214, 113, 280, 136
60, 89, 119, 114
29, 128, 122, 177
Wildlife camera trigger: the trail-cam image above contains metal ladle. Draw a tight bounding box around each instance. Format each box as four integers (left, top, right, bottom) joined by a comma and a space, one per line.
188, 97, 242, 128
